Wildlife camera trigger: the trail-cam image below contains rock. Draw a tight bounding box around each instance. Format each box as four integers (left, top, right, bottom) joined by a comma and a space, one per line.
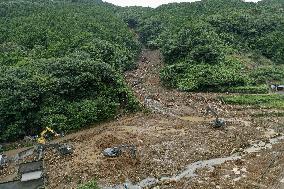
102, 147, 122, 158
233, 167, 241, 175
241, 167, 247, 172
258, 141, 266, 147
233, 177, 242, 182
213, 119, 225, 128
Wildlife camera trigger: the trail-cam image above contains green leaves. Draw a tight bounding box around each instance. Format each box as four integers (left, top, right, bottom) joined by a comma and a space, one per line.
0, 55, 139, 142
255, 31, 284, 64
0, 1, 140, 142
136, 0, 284, 92
221, 94, 284, 109
161, 57, 249, 91
77, 180, 100, 189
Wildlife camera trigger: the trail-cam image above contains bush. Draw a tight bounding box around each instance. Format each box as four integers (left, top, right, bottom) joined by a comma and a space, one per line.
221, 94, 284, 109
161, 57, 249, 91
249, 65, 284, 84
220, 85, 269, 94
77, 180, 100, 189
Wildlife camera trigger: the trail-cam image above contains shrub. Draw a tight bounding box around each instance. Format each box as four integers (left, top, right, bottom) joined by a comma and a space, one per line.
77, 180, 100, 189
135, 0, 284, 93
161, 57, 249, 92
221, 94, 284, 109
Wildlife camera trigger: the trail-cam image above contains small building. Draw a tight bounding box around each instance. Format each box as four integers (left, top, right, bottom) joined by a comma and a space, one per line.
271, 84, 284, 94
19, 160, 43, 182
0, 161, 44, 189
21, 171, 42, 182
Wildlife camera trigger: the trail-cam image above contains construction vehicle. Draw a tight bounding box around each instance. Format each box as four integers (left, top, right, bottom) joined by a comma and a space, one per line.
55, 143, 73, 156
271, 84, 284, 94
37, 127, 60, 145
205, 106, 225, 128
35, 127, 73, 158
103, 144, 137, 159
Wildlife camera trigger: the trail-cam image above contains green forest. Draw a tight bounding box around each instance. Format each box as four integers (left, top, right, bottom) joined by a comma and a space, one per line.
121, 0, 284, 92
0, 0, 141, 141
1, 0, 284, 142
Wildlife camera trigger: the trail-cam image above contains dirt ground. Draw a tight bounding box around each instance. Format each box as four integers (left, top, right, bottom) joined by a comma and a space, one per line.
2, 49, 284, 189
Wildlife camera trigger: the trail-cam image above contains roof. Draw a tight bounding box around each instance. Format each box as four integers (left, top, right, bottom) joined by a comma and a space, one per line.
21, 171, 42, 182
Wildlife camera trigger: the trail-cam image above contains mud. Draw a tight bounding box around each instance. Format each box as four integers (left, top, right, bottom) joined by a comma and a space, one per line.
2, 49, 284, 189
0, 178, 44, 189
103, 133, 284, 189
45, 49, 284, 188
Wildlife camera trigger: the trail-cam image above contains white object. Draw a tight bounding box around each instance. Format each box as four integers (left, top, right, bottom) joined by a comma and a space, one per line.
0, 154, 7, 166
21, 171, 42, 182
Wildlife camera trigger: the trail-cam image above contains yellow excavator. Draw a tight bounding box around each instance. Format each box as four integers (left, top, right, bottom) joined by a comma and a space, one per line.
35, 127, 73, 156
37, 127, 60, 145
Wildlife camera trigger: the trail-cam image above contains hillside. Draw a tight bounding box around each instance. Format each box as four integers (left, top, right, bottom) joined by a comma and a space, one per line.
120, 0, 284, 92
0, 0, 284, 189
1, 0, 283, 143
0, 0, 140, 141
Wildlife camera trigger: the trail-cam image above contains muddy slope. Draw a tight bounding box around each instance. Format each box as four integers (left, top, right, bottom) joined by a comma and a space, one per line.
13, 49, 284, 188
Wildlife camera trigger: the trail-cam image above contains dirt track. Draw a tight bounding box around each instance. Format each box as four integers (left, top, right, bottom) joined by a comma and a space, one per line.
2, 49, 284, 188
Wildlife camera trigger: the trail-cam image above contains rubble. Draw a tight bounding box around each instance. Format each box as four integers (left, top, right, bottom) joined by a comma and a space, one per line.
4, 49, 284, 189
103, 147, 122, 158
103, 145, 137, 159
57, 144, 73, 156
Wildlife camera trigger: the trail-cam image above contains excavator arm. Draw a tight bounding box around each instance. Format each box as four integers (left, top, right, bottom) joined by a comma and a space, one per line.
205, 106, 219, 119
37, 127, 59, 145
205, 106, 225, 128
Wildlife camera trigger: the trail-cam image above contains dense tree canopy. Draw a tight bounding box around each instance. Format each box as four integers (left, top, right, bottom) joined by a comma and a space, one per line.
0, 0, 140, 142
1, 0, 284, 142
119, 0, 284, 92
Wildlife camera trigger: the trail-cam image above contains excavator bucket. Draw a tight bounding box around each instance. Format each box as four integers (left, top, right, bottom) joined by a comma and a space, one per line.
58, 144, 73, 155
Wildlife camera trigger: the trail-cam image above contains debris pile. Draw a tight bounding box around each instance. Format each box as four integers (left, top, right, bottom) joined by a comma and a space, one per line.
3, 49, 284, 189
103, 145, 137, 159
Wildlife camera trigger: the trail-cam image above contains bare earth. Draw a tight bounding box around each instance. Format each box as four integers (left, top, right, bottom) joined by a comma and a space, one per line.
2, 49, 284, 189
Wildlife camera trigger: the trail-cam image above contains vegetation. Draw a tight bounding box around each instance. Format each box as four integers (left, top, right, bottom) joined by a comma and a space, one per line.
77, 180, 100, 189
2, 0, 284, 142
221, 94, 284, 109
117, 6, 152, 29
0, 0, 140, 142
120, 0, 284, 92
